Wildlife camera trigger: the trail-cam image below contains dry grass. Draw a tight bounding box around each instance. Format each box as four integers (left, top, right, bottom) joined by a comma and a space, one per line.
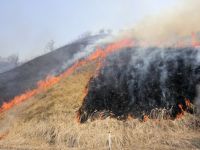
0, 62, 199, 150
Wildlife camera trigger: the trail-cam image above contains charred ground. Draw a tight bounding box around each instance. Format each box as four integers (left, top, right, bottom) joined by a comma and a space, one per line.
0, 50, 199, 150
78, 47, 200, 122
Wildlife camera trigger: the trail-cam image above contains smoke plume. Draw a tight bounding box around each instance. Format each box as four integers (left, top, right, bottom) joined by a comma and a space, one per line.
78, 47, 200, 122
122, 0, 200, 43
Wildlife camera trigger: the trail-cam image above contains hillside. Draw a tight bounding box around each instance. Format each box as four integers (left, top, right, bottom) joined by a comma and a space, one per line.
0, 34, 104, 105
0, 55, 19, 74
0, 61, 199, 150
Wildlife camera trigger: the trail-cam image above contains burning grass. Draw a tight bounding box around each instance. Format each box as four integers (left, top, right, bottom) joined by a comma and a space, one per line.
0, 61, 199, 150
0, 39, 133, 114
78, 47, 200, 123
0, 38, 199, 149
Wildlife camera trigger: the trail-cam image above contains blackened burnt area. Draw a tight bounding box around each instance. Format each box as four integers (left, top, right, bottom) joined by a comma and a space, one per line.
78, 47, 200, 123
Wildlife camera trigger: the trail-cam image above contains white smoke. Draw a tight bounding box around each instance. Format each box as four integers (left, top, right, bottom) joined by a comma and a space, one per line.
121, 0, 200, 43
60, 34, 116, 72
195, 85, 200, 114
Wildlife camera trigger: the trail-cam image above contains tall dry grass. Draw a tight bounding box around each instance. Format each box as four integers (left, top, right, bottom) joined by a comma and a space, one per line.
0, 63, 199, 150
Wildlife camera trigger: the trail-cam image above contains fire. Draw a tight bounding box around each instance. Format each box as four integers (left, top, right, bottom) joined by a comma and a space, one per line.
87, 39, 133, 61
143, 115, 149, 122
176, 40, 185, 48
0, 90, 37, 113
0, 39, 134, 113
37, 76, 60, 89
0, 131, 9, 141
99, 112, 105, 120
137, 32, 200, 48
176, 104, 184, 119
185, 98, 191, 108
127, 114, 134, 120
192, 32, 200, 48
176, 98, 192, 119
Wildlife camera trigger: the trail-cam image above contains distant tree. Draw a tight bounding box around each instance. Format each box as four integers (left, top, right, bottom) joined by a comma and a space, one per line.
45, 40, 55, 52
7, 54, 19, 65
99, 29, 105, 34
79, 31, 92, 38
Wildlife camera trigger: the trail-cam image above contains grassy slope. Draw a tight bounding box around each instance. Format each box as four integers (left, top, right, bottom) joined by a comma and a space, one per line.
0, 62, 200, 150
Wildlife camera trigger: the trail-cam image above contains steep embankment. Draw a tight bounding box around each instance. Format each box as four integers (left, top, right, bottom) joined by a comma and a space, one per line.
0, 62, 96, 149
0, 61, 199, 150
0, 34, 103, 105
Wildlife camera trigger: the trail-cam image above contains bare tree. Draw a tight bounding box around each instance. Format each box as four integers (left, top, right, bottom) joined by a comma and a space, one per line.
99, 29, 105, 34
79, 31, 92, 39
45, 40, 55, 52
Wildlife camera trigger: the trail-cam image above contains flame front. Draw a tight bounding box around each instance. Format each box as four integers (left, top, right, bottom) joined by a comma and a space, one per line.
192, 32, 200, 48
176, 98, 192, 119
0, 39, 134, 113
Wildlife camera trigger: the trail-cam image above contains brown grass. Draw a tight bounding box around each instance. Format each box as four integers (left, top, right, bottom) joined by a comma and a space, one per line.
0, 62, 199, 150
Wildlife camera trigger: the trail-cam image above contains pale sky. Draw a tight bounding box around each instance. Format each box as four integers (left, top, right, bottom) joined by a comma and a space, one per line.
0, 0, 179, 60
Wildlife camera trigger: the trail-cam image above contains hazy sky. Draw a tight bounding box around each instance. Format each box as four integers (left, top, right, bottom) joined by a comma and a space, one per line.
0, 0, 179, 60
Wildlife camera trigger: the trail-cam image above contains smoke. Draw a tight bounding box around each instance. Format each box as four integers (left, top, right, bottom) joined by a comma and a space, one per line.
60, 34, 115, 72
195, 85, 200, 114
122, 0, 200, 42
78, 47, 200, 122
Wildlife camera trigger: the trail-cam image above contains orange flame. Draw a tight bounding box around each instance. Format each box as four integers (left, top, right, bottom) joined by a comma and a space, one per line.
127, 114, 134, 120
0, 131, 9, 141
37, 76, 60, 89
143, 115, 149, 122
185, 98, 191, 108
176, 98, 192, 119
0, 39, 134, 113
176, 104, 184, 119
192, 32, 200, 48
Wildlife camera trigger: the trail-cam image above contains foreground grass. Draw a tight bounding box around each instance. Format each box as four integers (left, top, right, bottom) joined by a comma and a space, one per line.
0, 63, 199, 150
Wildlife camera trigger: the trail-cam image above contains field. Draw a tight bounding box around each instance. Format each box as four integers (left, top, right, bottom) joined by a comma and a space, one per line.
0, 62, 199, 150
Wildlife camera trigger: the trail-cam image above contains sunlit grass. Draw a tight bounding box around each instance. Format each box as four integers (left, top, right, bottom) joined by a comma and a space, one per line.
0, 62, 199, 150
